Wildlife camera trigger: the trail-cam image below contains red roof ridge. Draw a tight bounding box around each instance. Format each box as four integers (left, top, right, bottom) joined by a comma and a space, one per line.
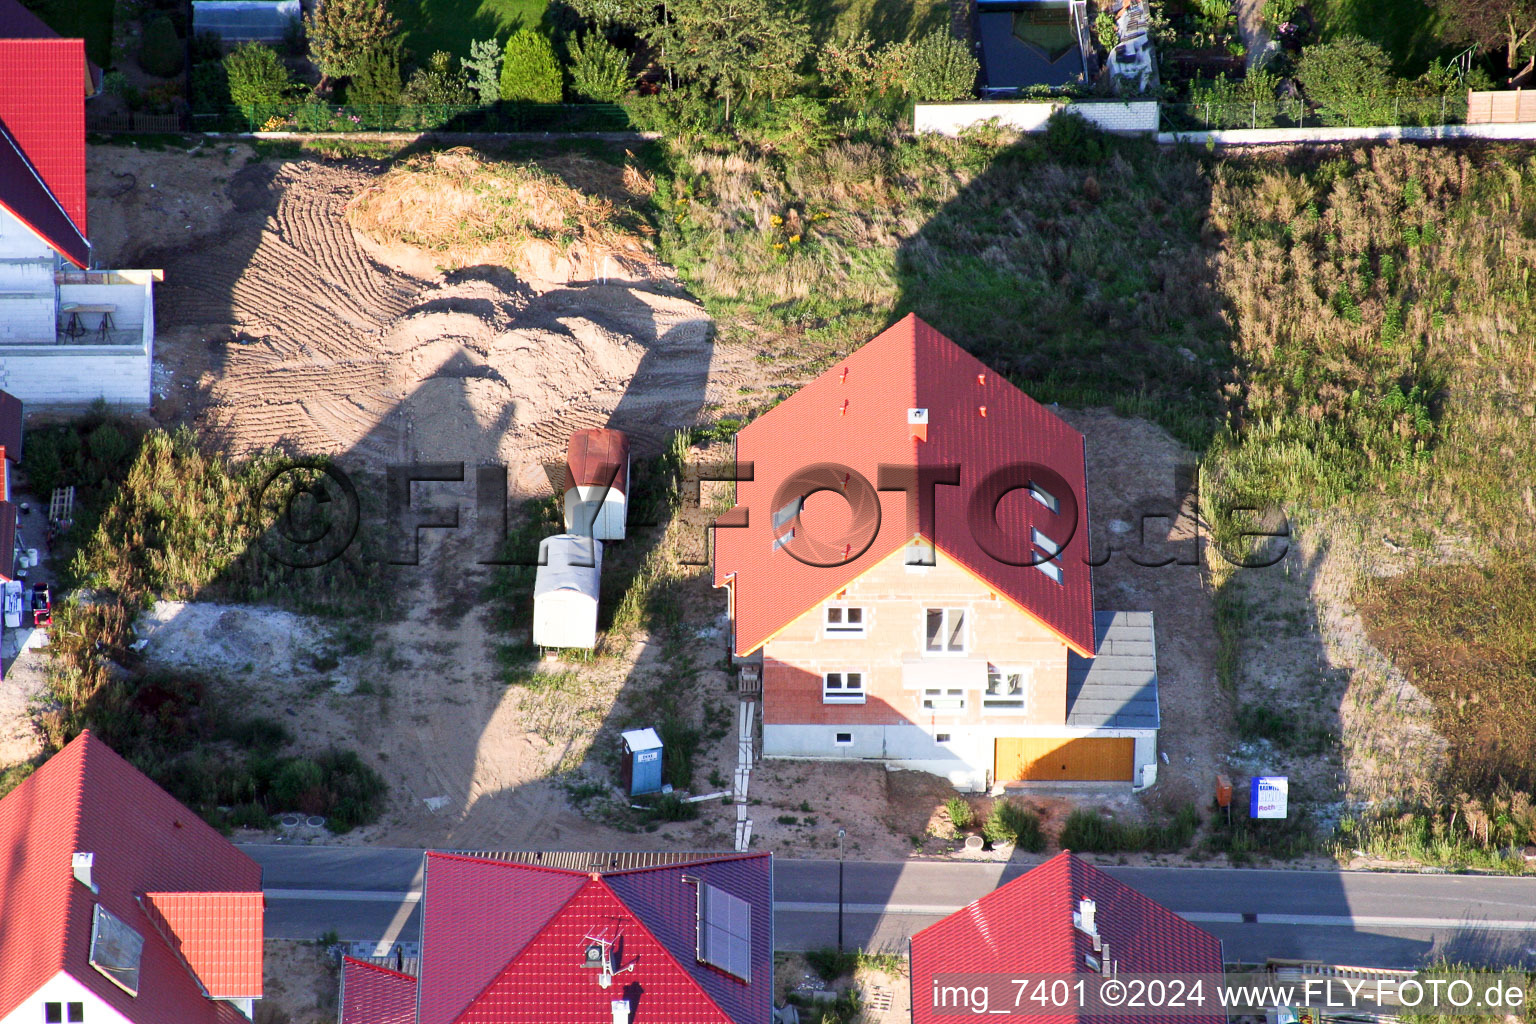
599, 850, 771, 878
423, 850, 590, 877
341, 955, 418, 982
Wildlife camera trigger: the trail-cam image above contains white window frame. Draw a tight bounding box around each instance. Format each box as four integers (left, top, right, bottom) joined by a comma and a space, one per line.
834, 731, 854, 746
935, 732, 952, 744
984, 665, 1030, 712
823, 604, 867, 638
921, 687, 967, 711
822, 670, 866, 704
923, 607, 968, 655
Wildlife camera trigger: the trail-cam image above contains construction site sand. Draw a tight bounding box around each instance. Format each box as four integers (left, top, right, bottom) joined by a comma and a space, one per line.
145, 156, 759, 486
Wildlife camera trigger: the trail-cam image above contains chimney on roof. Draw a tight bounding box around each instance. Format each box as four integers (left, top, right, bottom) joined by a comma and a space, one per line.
1076, 897, 1096, 937
72, 852, 97, 892
978, 405, 988, 418
908, 408, 928, 442
612, 999, 632, 1024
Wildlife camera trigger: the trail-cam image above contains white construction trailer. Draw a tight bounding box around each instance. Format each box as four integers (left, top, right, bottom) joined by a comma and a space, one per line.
563, 428, 630, 541
532, 534, 603, 649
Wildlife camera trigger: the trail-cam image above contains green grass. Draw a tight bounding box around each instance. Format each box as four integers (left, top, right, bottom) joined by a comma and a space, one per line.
394, 0, 550, 61
1060, 803, 1200, 853
800, 0, 948, 44
1311, 0, 1451, 75
23, 0, 113, 69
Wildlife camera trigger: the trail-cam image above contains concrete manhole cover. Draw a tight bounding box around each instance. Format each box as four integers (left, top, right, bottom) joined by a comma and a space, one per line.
279, 814, 301, 828
306, 816, 326, 828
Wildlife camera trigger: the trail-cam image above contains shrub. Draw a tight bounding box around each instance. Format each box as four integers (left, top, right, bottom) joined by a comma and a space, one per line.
345, 45, 402, 106
191, 29, 224, 64
139, 14, 184, 77
500, 29, 563, 103
225, 42, 293, 109
568, 33, 632, 102
1094, 11, 1118, 49
313, 749, 387, 831
191, 61, 231, 112
656, 714, 699, 790
806, 947, 860, 982
1042, 109, 1110, 164
983, 798, 1045, 851
747, 96, 832, 154
904, 29, 977, 102
466, 37, 504, 105
1061, 804, 1200, 852
402, 50, 470, 105
1296, 36, 1394, 126
945, 795, 974, 830
647, 791, 699, 821
271, 757, 326, 810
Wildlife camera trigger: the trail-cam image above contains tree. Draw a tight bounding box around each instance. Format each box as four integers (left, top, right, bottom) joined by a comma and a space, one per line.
903, 29, 978, 101
568, 0, 656, 31
346, 43, 403, 105
1430, 0, 1536, 78
305, 0, 401, 94
224, 42, 294, 109
1296, 36, 1394, 125
568, 34, 633, 101
500, 29, 563, 102
403, 50, 473, 105
645, 0, 811, 119
139, 14, 183, 77
466, 38, 504, 105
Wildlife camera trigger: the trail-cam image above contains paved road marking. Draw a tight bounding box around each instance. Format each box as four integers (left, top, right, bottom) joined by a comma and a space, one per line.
266, 890, 1535, 932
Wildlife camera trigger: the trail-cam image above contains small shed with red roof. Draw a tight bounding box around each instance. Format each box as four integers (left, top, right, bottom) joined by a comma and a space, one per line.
712, 315, 1161, 792
340, 850, 773, 1024
910, 851, 1225, 1024
0, 730, 265, 1024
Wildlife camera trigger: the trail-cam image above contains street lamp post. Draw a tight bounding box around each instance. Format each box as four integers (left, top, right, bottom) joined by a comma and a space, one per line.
837, 827, 846, 953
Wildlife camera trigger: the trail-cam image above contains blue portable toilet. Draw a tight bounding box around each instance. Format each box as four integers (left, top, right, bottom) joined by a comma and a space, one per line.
620, 728, 664, 796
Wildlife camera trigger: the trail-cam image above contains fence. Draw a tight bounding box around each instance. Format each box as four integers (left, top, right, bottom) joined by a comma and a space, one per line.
1162, 93, 1467, 131
192, 101, 632, 134
1466, 88, 1536, 123
87, 111, 185, 133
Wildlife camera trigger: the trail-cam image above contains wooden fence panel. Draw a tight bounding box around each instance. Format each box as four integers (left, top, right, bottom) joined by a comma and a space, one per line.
1467, 89, 1536, 123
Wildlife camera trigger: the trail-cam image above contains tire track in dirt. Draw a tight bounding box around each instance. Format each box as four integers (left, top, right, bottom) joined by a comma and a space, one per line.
153, 158, 761, 477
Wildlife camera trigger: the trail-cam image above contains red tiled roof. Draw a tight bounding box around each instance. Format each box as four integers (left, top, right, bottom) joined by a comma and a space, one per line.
342, 958, 419, 1024
0, 731, 263, 1024
458, 878, 733, 1024
910, 852, 1225, 1024
0, 37, 90, 266
565, 428, 630, 494
0, 0, 100, 91
141, 892, 265, 998
393, 851, 772, 1024
714, 314, 1094, 656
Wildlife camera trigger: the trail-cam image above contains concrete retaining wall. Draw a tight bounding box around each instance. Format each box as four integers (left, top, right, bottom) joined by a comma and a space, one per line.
914, 100, 1160, 136
0, 345, 151, 408
1158, 122, 1536, 145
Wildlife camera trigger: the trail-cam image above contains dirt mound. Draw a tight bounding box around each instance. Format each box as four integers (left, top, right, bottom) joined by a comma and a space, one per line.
346, 148, 655, 282
149, 155, 757, 482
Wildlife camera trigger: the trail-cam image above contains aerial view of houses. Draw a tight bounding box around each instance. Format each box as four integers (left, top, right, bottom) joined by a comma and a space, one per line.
1, 0, 1535, 1020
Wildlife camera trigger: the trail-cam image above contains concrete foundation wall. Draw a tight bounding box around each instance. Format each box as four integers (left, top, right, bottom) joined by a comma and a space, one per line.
0, 346, 151, 407
1157, 122, 1536, 145
914, 100, 1160, 136
763, 722, 1158, 793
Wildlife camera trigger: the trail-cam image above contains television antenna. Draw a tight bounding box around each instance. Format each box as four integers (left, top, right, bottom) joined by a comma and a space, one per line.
581, 929, 636, 989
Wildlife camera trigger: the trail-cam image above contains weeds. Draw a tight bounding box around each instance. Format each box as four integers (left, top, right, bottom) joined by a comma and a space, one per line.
982, 798, 1046, 851
945, 795, 974, 831
1061, 803, 1200, 853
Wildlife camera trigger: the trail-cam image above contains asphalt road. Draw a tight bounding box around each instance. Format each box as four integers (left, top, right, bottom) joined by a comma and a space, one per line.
248, 846, 1536, 969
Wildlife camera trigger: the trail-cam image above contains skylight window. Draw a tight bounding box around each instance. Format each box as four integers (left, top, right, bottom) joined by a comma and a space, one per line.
696, 882, 752, 982
90, 904, 144, 996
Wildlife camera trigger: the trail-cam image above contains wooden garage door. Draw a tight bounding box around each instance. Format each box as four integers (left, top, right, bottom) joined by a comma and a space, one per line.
995, 737, 1134, 782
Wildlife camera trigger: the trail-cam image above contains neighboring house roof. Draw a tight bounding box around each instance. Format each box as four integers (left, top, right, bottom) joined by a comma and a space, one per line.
0, 35, 90, 266
910, 851, 1224, 1024
0, 499, 16, 581
140, 892, 266, 998
341, 958, 419, 1024
713, 314, 1094, 657
974, 1, 1089, 91
1066, 611, 1160, 729
0, 731, 263, 1024
389, 850, 772, 1024
0, 389, 23, 459
0, 0, 101, 91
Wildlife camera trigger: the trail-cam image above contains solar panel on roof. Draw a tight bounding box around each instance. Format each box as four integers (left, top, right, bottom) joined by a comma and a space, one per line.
89, 904, 145, 996
696, 882, 751, 982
